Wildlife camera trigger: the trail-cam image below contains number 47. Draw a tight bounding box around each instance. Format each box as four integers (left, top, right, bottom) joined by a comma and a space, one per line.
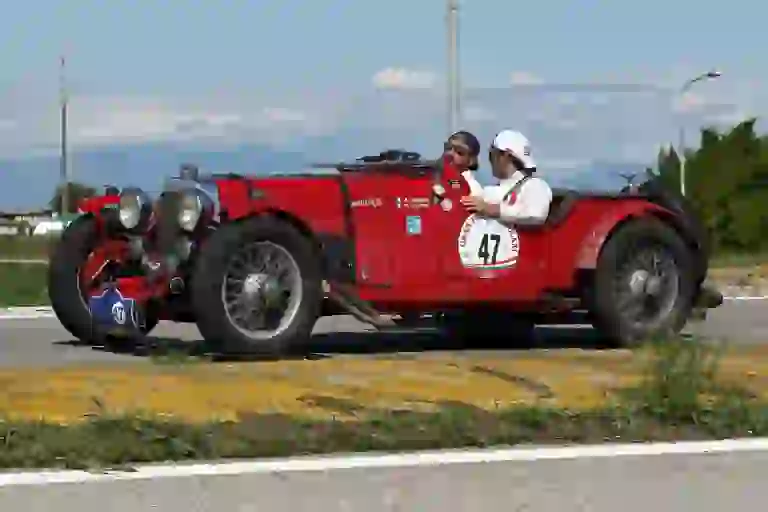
477, 233, 501, 265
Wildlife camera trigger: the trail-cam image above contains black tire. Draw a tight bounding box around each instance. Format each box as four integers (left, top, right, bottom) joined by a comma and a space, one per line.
190, 216, 322, 358
47, 215, 158, 344
588, 217, 696, 348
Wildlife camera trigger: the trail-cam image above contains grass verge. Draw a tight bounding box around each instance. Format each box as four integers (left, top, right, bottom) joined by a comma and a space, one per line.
710, 250, 768, 269
0, 336, 766, 470
0, 235, 57, 260
3, 403, 766, 471
0, 262, 48, 306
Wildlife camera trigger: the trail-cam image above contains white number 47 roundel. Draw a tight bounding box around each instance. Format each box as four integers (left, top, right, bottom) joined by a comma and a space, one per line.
457, 214, 520, 269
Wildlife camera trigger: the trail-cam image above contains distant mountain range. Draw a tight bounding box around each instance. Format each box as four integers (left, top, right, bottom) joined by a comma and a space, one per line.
0, 139, 650, 210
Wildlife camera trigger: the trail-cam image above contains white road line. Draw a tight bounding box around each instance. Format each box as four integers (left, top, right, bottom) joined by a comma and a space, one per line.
1, 437, 767, 488
0, 306, 54, 320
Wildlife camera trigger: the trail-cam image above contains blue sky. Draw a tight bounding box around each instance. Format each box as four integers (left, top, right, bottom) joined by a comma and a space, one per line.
3, 1, 761, 90
0, 0, 766, 201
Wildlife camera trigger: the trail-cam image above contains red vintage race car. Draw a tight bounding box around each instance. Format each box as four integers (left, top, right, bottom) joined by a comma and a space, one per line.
47, 151, 723, 357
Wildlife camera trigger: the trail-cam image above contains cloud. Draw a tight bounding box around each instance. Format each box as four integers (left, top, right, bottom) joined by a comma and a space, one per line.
0, 93, 331, 158
673, 91, 708, 113
371, 67, 438, 90
262, 107, 306, 123
509, 71, 543, 86
0, 68, 763, 181
463, 104, 496, 122
72, 100, 243, 144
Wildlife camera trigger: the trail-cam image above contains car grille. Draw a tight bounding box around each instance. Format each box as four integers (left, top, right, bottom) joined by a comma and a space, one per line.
152, 190, 182, 256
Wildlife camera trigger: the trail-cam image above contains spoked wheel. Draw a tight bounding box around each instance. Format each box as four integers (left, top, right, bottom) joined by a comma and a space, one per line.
589, 217, 696, 347
222, 241, 304, 342
615, 247, 680, 330
191, 216, 322, 358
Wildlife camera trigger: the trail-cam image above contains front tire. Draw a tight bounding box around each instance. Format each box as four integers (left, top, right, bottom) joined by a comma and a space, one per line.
47, 215, 158, 345
588, 217, 696, 348
49, 216, 102, 343
190, 216, 322, 358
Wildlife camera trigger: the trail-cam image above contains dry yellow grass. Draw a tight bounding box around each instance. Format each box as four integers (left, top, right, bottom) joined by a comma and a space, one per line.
709, 263, 768, 283
1, 347, 767, 424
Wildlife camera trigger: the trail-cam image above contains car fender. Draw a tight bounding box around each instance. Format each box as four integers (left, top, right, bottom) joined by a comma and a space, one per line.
575, 201, 673, 269
78, 195, 119, 215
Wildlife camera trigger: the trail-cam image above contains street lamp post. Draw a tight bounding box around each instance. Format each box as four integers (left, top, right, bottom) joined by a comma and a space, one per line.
59, 55, 70, 215
446, 0, 460, 135
678, 69, 721, 197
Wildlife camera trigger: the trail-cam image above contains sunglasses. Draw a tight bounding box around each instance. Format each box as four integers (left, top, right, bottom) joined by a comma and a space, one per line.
444, 141, 470, 157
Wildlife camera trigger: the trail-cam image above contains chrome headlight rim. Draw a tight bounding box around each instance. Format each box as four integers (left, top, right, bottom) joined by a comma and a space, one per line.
177, 189, 214, 233
118, 187, 153, 231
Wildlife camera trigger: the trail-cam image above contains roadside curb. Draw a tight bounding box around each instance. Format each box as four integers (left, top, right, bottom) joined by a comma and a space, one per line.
0, 259, 49, 265
0, 306, 54, 320
0, 296, 763, 321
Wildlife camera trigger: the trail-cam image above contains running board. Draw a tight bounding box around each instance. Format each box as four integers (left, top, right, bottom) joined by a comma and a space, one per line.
326, 283, 393, 328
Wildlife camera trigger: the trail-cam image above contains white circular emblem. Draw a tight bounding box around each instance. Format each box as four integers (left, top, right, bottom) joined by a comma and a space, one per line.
457, 214, 520, 269
441, 198, 453, 211
111, 301, 126, 325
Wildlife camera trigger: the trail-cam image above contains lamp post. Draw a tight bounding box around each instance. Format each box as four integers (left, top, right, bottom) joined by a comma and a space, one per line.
446, 0, 460, 134
678, 69, 721, 196
59, 55, 70, 215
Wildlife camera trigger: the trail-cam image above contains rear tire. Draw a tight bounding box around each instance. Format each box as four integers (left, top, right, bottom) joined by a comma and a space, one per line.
588, 217, 696, 348
190, 216, 322, 358
47, 215, 158, 345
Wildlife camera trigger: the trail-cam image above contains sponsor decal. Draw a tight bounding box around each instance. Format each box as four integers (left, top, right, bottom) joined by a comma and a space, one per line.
350, 198, 383, 208
406, 215, 422, 235
396, 197, 430, 209
111, 301, 126, 325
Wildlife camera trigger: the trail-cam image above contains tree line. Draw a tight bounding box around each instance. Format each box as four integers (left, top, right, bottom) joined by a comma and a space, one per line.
50, 118, 768, 255
651, 118, 768, 254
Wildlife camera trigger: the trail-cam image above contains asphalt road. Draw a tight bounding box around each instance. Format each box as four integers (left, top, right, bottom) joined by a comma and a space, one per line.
0, 299, 764, 367
0, 302, 765, 510
2, 448, 767, 511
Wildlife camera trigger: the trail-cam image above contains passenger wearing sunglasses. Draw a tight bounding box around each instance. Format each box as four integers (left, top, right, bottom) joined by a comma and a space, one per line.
442, 130, 485, 196
460, 130, 552, 226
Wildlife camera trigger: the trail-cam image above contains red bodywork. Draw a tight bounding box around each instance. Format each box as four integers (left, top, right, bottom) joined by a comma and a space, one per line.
77, 157, 681, 319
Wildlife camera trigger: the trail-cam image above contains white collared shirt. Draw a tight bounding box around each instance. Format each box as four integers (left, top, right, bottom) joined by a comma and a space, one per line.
460, 170, 485, 197
483, 170, 553, 225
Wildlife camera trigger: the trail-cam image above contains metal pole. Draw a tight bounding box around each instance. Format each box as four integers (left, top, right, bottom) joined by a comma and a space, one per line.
677, 69, 721, 197
59, 55, 69, 214
678, 125, 686, 196
447, 0, 459, 134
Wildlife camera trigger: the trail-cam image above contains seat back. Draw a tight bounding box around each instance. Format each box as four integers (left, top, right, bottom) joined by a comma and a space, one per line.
545, 189, 579, 227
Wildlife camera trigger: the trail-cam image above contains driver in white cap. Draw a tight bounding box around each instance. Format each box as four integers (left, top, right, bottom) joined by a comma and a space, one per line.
460, 130, 553, 225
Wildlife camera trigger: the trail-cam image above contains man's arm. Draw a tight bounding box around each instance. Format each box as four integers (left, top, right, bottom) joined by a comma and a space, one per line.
461, 170, 485, 197
498, 180, 553, 225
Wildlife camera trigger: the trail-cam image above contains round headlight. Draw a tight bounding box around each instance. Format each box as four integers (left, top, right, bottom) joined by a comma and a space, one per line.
178, 191, 203, 232
118, 188, 151, 230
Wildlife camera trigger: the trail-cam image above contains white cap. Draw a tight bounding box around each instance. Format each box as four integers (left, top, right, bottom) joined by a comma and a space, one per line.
491, 130, 536, 169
